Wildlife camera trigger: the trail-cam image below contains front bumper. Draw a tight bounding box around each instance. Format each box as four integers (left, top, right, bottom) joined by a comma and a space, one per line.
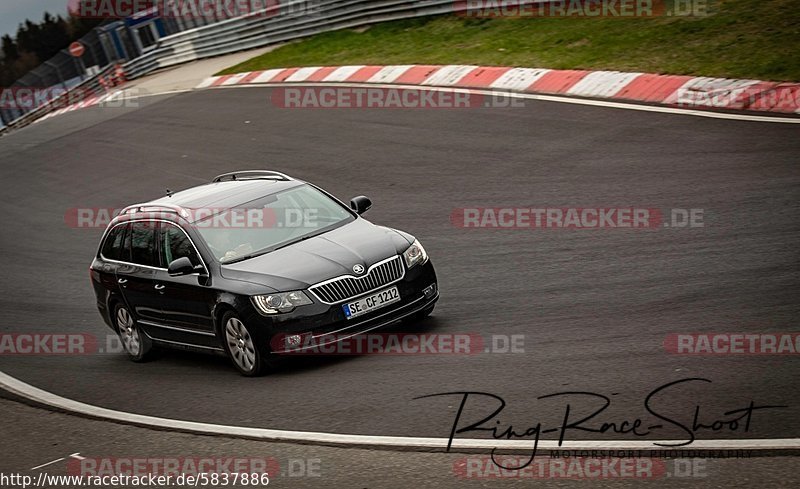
240, 259, 438, 353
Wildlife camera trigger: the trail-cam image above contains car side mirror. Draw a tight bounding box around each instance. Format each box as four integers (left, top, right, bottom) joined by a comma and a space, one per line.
350, 196, 372, 215
168, 257, 196, 276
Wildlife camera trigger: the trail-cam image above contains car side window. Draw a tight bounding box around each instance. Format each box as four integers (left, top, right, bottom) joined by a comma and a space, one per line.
101, 223, 128, 261
161, 223, 201, 267
129, 221, 158, 267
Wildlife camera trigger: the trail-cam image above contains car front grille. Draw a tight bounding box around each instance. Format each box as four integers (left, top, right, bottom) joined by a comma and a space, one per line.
309, 256, 405, 304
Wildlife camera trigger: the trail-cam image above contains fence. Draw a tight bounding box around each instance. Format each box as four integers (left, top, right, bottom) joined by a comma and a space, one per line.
0, 28, 111, 126
0, 65, 126, 133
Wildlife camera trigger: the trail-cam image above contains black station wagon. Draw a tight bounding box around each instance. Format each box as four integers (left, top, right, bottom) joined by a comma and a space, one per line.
90, 171, 438, 375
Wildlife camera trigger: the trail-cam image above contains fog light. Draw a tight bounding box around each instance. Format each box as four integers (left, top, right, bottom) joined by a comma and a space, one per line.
423, 283, 437, 298
285, 334, 302, 348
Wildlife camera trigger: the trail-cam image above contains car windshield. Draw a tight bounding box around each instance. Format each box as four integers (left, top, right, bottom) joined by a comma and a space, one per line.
195, 184, 354, 263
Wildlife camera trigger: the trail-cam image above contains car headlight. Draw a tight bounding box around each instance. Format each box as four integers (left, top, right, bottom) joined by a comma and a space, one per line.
403, 239, 428, 269
252, 291, 313, 314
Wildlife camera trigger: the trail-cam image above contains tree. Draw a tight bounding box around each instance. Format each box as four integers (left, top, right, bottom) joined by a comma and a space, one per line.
1, 7, 103, 88
1, 35, 18, 62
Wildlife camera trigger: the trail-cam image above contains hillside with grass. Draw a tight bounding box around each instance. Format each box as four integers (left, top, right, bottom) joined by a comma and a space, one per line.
220, 0, 800, 82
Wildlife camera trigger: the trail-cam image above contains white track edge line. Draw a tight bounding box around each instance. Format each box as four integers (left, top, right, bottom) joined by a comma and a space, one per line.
2, 371, 799, 451
196, 81, 800, 124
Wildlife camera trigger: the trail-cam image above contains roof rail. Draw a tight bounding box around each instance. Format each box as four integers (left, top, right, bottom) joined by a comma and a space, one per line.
212, 170, 292, 183
119, 203, 190, 218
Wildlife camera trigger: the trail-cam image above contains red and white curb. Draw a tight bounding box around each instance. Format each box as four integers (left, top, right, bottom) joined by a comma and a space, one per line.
1, 370, 798, 452
24, 65, 800, 126
197, 65, 800, 115
34, 90, 129, 124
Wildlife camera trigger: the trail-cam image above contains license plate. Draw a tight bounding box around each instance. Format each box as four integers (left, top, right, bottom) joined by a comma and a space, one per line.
343, 286, 400, 319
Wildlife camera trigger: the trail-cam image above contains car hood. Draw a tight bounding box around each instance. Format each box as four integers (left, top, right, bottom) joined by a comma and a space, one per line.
220, 218, 413, 291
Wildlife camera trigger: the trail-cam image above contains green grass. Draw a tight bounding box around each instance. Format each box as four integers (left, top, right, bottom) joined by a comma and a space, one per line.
218, 0, 800, 82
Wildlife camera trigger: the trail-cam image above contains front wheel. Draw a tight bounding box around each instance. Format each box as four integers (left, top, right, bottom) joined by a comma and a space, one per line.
114, 303, 155, 362
222, 311, 270, 376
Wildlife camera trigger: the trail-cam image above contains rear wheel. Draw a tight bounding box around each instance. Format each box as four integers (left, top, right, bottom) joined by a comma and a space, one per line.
222, 311, 270, 376
114, 303, 155, 362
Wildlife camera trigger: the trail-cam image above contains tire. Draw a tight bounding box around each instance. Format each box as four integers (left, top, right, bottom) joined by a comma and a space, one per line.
221, 311, 271, 376
402, 304, 435, 325
113, 303, 155, 362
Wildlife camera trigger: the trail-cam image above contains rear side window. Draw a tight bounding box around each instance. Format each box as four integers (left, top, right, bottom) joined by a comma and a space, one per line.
161, 223, 201, 267
101, 224, 128, 261
129, 221, 158, 267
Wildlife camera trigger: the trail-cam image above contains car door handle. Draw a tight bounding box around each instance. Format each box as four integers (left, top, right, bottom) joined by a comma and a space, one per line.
117, 278, 128, 285
154, 284, 166, 291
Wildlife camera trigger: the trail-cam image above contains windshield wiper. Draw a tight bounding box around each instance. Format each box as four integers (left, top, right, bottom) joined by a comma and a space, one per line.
272, 230, 325, 251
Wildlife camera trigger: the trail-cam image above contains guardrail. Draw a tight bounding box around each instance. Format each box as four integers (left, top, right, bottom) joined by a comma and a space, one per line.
1, 0, 544, 135
0, 65, 124, 135
121, 0, 486, 80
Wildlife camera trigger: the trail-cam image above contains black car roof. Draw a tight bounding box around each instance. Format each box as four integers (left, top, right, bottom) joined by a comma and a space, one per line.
118, 178, 306, 224
151, 179, 304, 210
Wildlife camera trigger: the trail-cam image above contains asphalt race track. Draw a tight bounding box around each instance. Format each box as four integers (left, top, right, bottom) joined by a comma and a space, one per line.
0, 86, 798, 444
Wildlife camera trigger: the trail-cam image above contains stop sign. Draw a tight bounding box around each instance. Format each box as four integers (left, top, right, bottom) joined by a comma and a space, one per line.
69, 42, 85, 58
